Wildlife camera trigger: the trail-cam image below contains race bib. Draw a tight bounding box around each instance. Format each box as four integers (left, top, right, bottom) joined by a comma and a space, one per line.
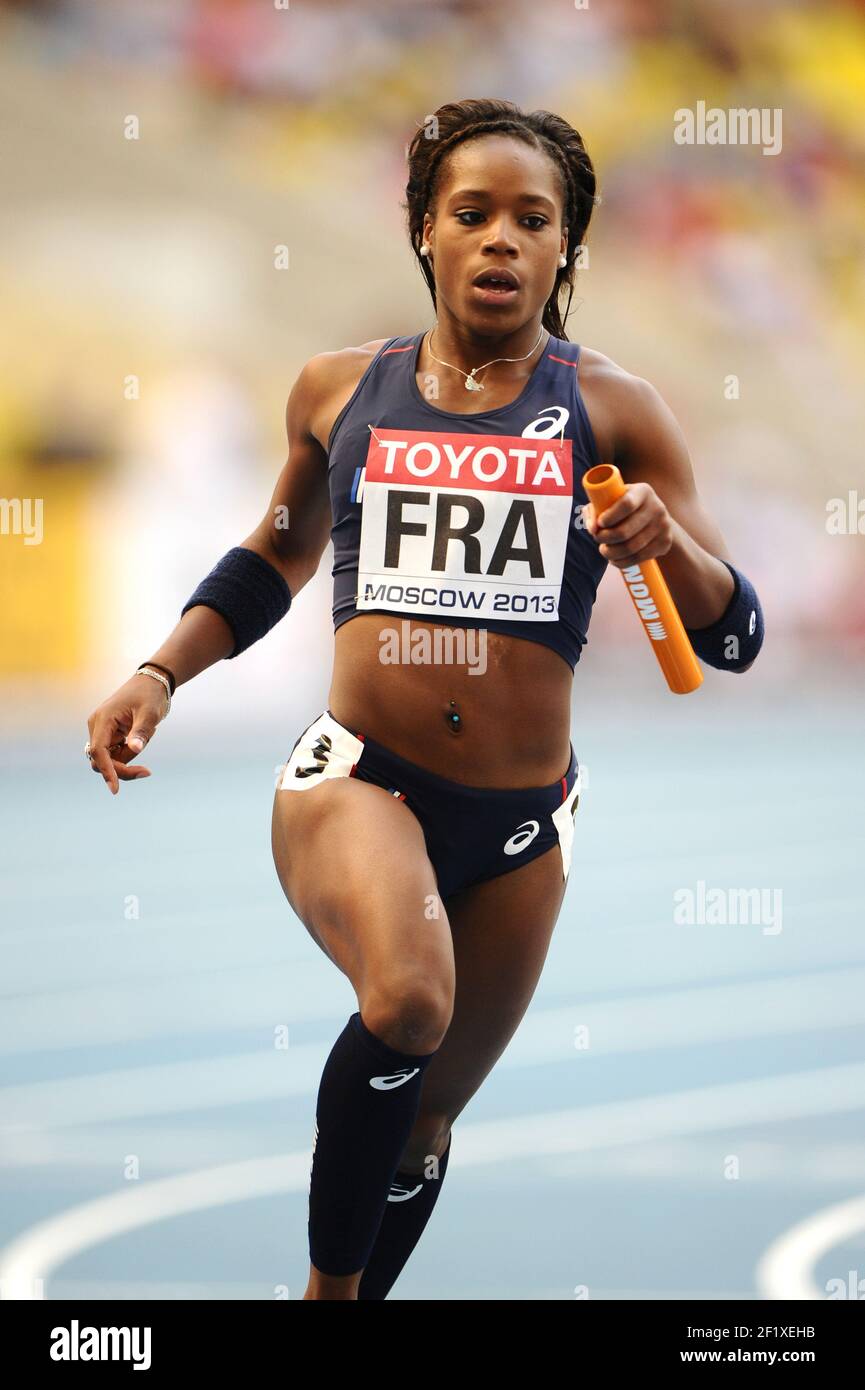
356, 428, 573, 622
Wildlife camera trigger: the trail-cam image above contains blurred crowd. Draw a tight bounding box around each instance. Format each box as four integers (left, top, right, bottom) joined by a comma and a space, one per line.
1, 0, 864, 693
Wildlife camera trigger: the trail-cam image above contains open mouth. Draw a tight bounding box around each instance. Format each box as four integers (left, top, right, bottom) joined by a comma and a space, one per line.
472, 272, 520, 301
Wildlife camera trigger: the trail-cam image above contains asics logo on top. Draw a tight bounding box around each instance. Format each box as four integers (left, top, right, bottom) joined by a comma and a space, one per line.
503, 820, 540, 855
388, 1181, 424, 1202
521, 406, 570, 439
369, 1068, 420, 1090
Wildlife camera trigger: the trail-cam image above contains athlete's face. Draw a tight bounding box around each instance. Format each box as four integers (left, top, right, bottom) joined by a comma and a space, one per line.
422, 135, 567, 335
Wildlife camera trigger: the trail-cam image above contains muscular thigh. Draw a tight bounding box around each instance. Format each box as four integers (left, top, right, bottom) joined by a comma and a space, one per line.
271, 778, 455, 1007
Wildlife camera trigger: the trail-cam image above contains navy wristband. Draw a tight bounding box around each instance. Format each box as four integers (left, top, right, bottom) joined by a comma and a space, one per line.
181, 546, 291, 658
685, 560, 764, 672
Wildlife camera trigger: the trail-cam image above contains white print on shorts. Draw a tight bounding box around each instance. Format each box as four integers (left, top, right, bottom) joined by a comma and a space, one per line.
551, 768, 581, 880
279, 712, 364, 792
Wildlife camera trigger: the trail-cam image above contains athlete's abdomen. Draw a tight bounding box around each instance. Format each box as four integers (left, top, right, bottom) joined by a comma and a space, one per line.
328, 613, 573, 788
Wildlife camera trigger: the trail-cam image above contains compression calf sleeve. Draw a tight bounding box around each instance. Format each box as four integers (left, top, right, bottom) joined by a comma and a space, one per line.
308, 1011, 437, 1277
356, 1131, 452, 1300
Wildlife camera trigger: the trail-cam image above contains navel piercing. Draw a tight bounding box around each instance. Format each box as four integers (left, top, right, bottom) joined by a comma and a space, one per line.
446, 699, 462, 732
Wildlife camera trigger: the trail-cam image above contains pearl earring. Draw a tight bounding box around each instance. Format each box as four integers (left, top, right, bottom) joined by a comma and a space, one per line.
420, 245, 430, 258
557, 254, 567, 268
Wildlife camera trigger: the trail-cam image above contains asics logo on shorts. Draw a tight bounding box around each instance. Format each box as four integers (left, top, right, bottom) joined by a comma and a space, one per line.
503, 820, 540, 855
387, 1181, 424, 1202
369, 1067, 420, 1090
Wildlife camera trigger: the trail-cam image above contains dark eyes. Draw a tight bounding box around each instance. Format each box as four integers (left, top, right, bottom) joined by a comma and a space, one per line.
455, 211, 548, 230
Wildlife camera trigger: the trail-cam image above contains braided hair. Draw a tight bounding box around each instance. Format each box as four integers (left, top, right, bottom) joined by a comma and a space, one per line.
404, 98, 597, 340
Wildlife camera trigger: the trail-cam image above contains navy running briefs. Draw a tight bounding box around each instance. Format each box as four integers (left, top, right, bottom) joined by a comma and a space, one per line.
279, 709, 581, 900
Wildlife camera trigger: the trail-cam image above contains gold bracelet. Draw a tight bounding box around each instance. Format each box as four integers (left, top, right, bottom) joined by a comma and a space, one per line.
137, 665, 172, 716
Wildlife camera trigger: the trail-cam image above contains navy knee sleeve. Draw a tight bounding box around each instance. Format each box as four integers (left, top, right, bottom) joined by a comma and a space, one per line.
308, 1011, 437, 1277
357, 1132, 452, 1300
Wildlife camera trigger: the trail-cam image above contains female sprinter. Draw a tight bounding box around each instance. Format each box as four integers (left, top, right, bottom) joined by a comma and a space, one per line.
85, 98, 764, 1300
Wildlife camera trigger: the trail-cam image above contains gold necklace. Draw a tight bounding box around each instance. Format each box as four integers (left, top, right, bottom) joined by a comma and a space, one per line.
425, 324, 546, 392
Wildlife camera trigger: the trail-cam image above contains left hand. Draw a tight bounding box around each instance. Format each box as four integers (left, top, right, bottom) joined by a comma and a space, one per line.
583, 482, 675, 569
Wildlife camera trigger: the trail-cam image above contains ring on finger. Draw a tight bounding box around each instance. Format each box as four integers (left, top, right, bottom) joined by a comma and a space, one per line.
84, 739, 129, 761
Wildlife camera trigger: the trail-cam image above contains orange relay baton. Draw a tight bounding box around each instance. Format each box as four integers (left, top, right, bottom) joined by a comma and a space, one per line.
582, 463, 703, 695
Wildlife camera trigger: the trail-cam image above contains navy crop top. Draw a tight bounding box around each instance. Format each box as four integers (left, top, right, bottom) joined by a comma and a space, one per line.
326, 329, 609, 671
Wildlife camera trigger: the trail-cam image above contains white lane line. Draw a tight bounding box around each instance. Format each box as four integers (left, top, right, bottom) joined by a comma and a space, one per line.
755, 1193, 865, 1301
5, 941, 864, 1057
2, 1060, 865, 1299
4, 968, 865, 1132
0, 967, 351, 1057
0, 1152, 308, 1300
0, 1046, 322, 1131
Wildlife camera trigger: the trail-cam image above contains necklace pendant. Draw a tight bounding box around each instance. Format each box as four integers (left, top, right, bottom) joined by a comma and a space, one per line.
464, 374, 484, 391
